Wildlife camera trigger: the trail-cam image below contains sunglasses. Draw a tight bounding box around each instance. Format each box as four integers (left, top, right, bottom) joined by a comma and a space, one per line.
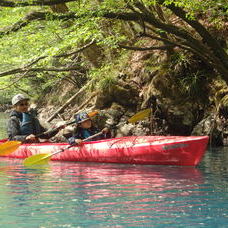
18, 102, 29, 106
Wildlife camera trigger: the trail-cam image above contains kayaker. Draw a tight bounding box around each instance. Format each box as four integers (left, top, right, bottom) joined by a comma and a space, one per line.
66, 111, 111, 145
7, 94, 59, 143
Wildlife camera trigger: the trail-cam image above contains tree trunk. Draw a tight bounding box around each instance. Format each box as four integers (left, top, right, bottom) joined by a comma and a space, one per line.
50, 3, 69, 13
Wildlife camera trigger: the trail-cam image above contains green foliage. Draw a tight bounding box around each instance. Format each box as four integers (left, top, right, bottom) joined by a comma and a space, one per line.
0, 90, 14, 104
89, 48, 130, 91
99, 74, 117, 90
170, 52, 190, 68
89, 65, 117, 90
0, 7, 33, 27
162, 0, 228, 20
178, 71, 204, 97
168, 52, 210, 102
0, 0, 226, 104
0, 5, 102, 101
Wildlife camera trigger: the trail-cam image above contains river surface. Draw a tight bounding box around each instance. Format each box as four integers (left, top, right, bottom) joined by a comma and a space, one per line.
0, 112, 227, 227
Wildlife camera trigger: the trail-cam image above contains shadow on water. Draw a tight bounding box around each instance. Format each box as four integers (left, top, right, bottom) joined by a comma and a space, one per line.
199, 147, 228, 177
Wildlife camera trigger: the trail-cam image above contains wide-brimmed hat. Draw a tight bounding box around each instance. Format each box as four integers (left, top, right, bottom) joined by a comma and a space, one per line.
12, 94, 29, 105
74, 112, 91, 124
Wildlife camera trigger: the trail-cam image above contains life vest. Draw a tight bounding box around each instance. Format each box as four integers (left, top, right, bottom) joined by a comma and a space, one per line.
81, 129, 92, 139
80, 128, 102, 141
20, 112, 34, 135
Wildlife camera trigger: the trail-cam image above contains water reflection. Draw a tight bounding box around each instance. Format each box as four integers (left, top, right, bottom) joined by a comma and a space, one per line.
0, 158, 205, 225
201, 147, 228, 176
0, 151, 227, 227
0, 158, 204, 198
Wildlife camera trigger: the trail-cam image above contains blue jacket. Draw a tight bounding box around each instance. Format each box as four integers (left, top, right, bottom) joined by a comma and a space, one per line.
67, 126, 111, 145
7, 110, 57, 142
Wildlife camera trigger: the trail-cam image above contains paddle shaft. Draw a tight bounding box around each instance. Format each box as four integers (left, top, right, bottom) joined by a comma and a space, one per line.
46, 131, 103, 158
6, 107, 149, 160
23, 131, 104, 166
2, 111, 99, 158
35, 120, 75, 138
35, 110, 98, 138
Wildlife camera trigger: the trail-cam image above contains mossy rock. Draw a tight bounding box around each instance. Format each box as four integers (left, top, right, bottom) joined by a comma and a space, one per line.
95, 83, 139, 109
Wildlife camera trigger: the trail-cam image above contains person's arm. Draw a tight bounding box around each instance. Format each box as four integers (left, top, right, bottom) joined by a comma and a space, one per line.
67, 128, 83, 145
68, 136, 76, 145
32, 117, 60, 139
101, 127, 111, 139
103, 121, 113, 139
7, 117, 27, 142
39, 127, 60, 139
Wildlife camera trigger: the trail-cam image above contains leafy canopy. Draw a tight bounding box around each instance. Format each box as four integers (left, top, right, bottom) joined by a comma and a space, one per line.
0, 0, 227, 104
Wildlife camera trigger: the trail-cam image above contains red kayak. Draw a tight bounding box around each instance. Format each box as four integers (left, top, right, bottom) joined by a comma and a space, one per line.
0, 135, 209, 166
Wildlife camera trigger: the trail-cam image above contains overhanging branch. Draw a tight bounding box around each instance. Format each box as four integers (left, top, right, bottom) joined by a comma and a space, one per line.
0, 11, 77, 37
0, 66, 80, 78
25, 40, 95, 68
0, 40, 95, 78
119, 44, 174, 51
162, 1, 228, 68
0, 0, 77, 7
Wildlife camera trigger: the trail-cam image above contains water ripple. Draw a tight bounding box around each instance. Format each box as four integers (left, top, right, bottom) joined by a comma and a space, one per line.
0, 148, 227, 227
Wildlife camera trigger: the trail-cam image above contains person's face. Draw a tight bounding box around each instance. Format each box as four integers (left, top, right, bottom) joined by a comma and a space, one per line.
15, 100, 29, 113
80, 119, 92, 129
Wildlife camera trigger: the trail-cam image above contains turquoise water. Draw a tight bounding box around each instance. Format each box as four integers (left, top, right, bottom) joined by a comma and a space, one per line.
0, 113, 228, 227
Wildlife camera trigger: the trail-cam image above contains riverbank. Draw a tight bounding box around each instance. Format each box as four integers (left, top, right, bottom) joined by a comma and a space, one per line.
0, 112, 8, 139
0, 3, 227, 146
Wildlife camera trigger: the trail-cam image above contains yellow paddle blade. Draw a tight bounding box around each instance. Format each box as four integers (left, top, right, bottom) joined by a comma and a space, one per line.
23, 153, 51, 167
128, 109, 151, 123
0, 141, 21, 156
